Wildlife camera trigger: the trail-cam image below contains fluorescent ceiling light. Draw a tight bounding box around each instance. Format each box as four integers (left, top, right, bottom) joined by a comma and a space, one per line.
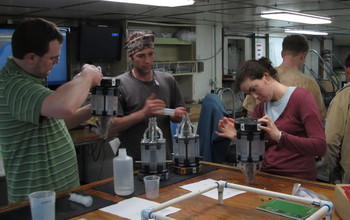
284, 29, 328, 36
103, 0, 194, 7
261, 11, 331, 24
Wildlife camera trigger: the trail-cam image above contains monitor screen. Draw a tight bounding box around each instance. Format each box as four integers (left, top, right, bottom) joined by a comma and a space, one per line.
0, 27, 68, 86
78, 25, 122, 62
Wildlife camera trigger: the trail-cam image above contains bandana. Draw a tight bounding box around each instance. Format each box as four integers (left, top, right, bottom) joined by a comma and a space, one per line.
125, 33, 155, 57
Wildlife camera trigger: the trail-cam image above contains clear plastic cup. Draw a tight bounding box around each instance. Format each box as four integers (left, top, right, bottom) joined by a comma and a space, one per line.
28, 190, 56, 220
143, 175, 160, 199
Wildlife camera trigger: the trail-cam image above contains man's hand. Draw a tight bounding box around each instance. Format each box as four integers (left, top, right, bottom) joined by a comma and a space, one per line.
171, 107, 187, 122
78, 64, 103, 87
141, 93, 166, 118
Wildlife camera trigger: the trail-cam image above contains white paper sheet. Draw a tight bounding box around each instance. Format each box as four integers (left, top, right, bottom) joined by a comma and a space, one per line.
109, 137, 120, 155
100, 197, 180, 220
180, 178, 246, 200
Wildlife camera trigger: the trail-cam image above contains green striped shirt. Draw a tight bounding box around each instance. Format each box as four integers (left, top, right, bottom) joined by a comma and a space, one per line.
0, 58, 79, 203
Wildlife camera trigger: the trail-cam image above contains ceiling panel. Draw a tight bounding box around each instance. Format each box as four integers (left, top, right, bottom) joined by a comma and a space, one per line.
26, 9, 99, 18
0, 0, 350, 36
1, 0, 92, 8
0, 4, 46, 15
59, 1, 157, 14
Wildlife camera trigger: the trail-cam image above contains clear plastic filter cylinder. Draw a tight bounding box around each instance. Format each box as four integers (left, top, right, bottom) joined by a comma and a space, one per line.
173, 135, 199, 166
141, 139, 166, 173
90, 77, 119, 139
236, 133, 265, 162
90, 93, 104, 115
90, 77, 119, 117
173, 114, 200, 166
140, 117, 167, 173
90, 88, 118, 116
234, 118, 266, 182
234, 118, 266, 163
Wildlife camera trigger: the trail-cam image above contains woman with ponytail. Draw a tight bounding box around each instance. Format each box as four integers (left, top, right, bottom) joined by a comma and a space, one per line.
216, 57, 326, 181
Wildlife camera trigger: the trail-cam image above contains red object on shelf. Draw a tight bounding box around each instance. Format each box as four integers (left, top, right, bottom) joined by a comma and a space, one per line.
342, 186, 350, 202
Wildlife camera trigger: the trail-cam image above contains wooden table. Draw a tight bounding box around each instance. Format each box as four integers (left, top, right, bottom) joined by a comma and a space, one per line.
0, 162, 340, 220
69, 126, 116, 146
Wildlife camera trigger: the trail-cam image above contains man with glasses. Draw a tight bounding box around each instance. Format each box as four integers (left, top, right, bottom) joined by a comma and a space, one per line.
0, 18, 103, 203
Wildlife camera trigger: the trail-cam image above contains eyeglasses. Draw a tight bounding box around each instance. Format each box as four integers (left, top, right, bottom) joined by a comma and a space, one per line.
46, 55, 60, 63
39, 55, 60, 63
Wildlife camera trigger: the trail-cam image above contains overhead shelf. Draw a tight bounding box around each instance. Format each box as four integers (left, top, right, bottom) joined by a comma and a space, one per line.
153, 61, 199, 75
173, 73, 194, 76
155, 38, 192, 45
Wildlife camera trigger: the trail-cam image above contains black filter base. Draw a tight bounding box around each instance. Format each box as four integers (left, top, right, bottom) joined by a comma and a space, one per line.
137, 169, 170, 181
173, 164, 202, 175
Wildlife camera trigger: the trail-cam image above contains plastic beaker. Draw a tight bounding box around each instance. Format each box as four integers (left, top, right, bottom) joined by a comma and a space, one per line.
143, 175, 160, 199
28, 190, 56, 220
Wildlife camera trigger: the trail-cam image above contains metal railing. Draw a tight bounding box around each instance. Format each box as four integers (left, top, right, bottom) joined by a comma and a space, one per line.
323, 49, 344, 70
304, 49, 343, 105
216, 87, 235, 118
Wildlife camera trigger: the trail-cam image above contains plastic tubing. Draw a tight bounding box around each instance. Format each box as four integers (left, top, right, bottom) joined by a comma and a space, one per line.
157, 108, 175, 116
141, 184, 218, 220
141, 180, 333, 220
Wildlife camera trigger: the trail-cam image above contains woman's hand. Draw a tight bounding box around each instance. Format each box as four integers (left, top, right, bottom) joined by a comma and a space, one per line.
215, 117, 237, 140
258, 115, 282, 142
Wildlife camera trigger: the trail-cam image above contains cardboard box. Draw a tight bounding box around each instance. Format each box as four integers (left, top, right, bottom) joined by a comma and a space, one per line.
170, 63, 194, 73
334, 184, 350, 220
186, 104, 201, 122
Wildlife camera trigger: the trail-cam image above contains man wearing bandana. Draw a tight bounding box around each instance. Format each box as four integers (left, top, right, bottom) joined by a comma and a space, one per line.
110, 31, 187, 161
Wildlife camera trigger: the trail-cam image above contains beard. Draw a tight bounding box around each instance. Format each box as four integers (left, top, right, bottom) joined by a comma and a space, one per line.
133, 65, 153, 76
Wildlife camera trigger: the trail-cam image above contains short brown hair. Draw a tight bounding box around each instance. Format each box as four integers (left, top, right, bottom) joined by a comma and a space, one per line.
282, 34, 309, 56
345, 54, 350, 68
12, 18, 63, 59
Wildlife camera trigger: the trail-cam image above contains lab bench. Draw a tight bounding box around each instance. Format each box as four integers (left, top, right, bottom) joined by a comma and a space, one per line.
0, 161, 341, 219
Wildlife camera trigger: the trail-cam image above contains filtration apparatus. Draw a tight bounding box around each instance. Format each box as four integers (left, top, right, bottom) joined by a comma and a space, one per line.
139, 117, 169, 180
173, 114, 201, 174
234, 118, 266, 183
90, 76, 119, 139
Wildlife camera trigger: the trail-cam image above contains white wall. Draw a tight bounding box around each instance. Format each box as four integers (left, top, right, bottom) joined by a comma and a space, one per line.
301, 37, 323, 81
223, 36, 253, 73
193, 25, 222, 102
269, 36, 284, 67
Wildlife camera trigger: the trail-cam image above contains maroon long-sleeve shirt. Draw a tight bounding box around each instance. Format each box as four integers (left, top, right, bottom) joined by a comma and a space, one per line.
252, 87, 326, 180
